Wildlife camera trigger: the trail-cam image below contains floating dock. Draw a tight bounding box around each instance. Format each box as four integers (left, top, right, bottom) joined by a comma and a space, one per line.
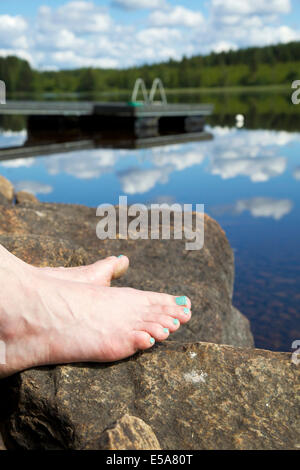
0, 101, 213, 117
0, 98, 214, 159
0, 101, 213, 134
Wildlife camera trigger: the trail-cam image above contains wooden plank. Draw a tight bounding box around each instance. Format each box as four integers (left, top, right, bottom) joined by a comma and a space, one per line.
0, 101, 94, 116
0, 101, 213, 118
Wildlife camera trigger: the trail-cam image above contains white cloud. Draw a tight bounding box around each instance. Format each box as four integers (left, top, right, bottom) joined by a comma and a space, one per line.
0, 15, 27, 36
14, 181, 53, 195
211, 41, 237, 53
152, 149, 206, 170
112, 0, 167, 10
211, 156, 286, 182
136, 27, 182, 44
50, 51, 119, 68
35, 29, 84, 51
119, 167, 171, 194
37, 2, 112, 34
1, 0, 299, 73
45, 149, 119, 179
235, 197, 293, 220
293, 167, 300, 181
208, 0, 298, 52
1, 158, 35, 168
0, 130, 27, 149
149, 6, 204, 28
206, 128, 297, 182
0, 15, 29, 52
211, 0, 291, 17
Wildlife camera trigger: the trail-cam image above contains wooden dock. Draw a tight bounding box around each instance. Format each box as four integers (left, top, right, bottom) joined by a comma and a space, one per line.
0, 101, 213, 118
0, 100, 213, 159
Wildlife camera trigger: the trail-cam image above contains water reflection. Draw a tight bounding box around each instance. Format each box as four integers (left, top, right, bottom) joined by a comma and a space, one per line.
234, 197, 293, 220
0, 124, 299, 351
0, 129, 27, 148
293, 166, 300, 180
14, 180, 53, 195
46, 150, 118, 180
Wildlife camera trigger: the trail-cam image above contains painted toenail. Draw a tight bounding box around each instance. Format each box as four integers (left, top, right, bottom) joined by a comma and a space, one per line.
173, 318, 179, 325
163, 328, 169, 333
150, 337, 155, 344
117, 255, 124, 258
175, 296, 188, 306
184, 307, 190, 314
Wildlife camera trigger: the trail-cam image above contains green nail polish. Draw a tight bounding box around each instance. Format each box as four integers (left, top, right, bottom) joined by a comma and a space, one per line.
173, 318, 179, 325
176, 296, 187, 306
163, 328, 169, 333
184, 307, 190, 315
150, 337, 155, 344
118, 254, 124, 258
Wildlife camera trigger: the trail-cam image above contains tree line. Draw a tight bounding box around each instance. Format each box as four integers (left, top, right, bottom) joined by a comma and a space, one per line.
0, 41, 299, 95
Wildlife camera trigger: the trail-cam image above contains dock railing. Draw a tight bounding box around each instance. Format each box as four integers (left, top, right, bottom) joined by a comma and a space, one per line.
131, 78, 167, 105
0, 80, 6, 105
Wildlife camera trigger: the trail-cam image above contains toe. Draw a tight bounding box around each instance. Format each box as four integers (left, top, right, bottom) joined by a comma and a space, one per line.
133, 331, 156, 350
142, 313, 184, 332
146, 292, 191, 309
110, 255, 129, 280
145, 305, 192, 324
139, 322, 171, 342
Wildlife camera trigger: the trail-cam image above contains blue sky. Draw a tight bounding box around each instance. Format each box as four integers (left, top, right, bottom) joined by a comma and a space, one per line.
0, 0, 299, 69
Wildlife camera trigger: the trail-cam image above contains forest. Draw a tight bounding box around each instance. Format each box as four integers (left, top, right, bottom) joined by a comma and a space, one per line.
0, 41, 299, 94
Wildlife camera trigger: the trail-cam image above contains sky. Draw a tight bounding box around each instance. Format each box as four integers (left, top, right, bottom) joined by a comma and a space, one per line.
0, 0, 300, 70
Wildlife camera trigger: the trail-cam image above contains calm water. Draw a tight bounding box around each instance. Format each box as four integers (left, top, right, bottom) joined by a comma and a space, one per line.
0, 117, 299, 351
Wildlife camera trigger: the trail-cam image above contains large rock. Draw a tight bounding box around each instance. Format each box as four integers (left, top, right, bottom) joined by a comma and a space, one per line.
0, 175, 14, 202
0, 342, 298, 450
15, 191, 38, 205
0, 201, 253, 348
85, 414, 161, 450
0, 432, 6, 450
0, 184, 262, 449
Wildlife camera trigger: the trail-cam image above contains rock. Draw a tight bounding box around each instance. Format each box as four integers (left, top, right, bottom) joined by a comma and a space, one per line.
0, 234, 88, 268
0, 202, 253, 347
0, 192, 9, 206
85, 414, 161, 450
0, 432, 6, 450
0, 175, 14, 202
224, 306, 254, 348
0, 342, 298, 450
0, 186, 296, 450
15, 191, 38, 205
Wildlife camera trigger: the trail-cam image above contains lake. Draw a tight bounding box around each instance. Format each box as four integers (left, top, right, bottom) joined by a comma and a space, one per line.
0, 91, 299, 352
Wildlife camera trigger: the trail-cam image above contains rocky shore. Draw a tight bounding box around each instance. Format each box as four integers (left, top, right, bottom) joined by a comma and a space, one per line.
0, 175, 298, 450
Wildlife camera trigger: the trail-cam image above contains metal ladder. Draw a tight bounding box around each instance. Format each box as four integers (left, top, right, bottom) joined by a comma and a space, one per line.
0, 80, 6, 105
130, 78, 167, 105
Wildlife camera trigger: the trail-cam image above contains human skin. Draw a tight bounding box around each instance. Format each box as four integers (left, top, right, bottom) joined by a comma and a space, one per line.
0, 245, 191, 378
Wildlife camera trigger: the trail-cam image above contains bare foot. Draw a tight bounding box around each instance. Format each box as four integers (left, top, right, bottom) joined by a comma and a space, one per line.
0, 244, 129, 286
0, 248, 191, 378
38, 255, 129, 285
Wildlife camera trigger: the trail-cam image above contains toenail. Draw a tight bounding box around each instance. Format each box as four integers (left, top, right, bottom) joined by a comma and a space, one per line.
175, 296, 188, 306
117, 254, 124, 258
184, 307, 190, 315
173, 318, 179, 325
150, 337, 155, 344
163, 328, 169, 333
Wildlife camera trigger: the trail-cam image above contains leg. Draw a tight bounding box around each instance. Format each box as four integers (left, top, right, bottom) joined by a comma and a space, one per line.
0, 243, 130, 286
0, 246, 191, 378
